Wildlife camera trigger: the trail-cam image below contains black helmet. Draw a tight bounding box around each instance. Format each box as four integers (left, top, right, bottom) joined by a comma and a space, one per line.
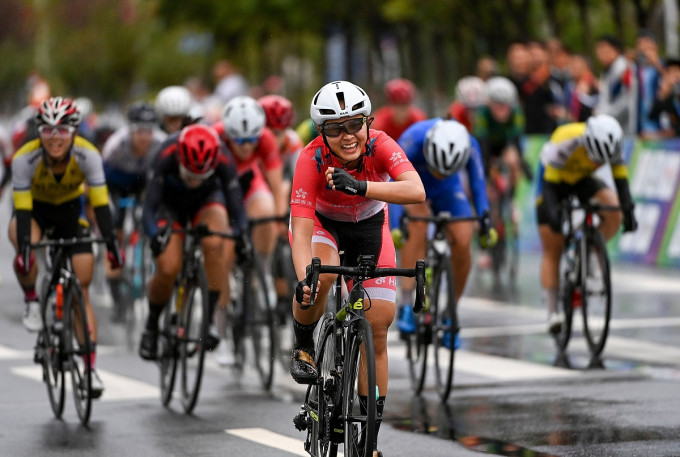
127, 101, 158, 124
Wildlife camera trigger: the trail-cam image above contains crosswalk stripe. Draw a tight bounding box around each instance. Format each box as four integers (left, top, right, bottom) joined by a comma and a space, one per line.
10, 366, 159, 401
0, 345, 29, 360
225, 427, 340, 456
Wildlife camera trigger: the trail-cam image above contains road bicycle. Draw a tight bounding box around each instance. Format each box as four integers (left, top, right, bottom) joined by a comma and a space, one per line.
294, 255, 426, 457
158, 223, 235, 413
400, 213, 477, 402
553, 196, 618, 368
112, 195, 153, 349
485, 159, 519, 289
32, 236, 106, 425
226, 215, 278, 390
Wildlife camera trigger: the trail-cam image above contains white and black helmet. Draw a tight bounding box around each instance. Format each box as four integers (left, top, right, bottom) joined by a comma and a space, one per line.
222, 95, 266, 139
485, 76, 518, 106
455, 76, 487, 108
584, 114, 623, 163
155, 85, 192, 117
424, 120, 471, 176
310, 81, 371, 125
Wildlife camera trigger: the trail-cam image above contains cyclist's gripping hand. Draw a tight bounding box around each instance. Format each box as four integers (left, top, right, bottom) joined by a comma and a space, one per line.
327, 167, 367, 196
107, 238, 126, 269
295, 278, 320, 307
14, 245, 35, 275
623, 204, 638, 233
478, 211, 498, 249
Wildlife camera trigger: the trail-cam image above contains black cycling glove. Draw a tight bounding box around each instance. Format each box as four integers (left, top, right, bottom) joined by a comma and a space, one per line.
150, 226, 171, 258
623, 205, 638, 233
331, 168, 367, 196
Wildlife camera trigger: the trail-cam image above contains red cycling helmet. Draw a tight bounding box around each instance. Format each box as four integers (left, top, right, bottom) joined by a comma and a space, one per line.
384, 78, 416, 104
178, 124, 221, 176
259, 95, 295, 130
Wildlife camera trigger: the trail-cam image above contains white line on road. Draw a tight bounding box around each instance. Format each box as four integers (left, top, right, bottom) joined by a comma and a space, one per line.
454, 350, 579, 380
10, 365, 159, 401
224, 427, 340, 457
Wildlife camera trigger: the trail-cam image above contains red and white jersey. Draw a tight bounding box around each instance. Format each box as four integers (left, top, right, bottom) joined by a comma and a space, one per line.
371, 105, 427, 142
290, 130, 415, 223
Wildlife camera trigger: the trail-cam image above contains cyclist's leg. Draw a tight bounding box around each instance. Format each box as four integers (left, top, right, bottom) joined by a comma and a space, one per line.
289, 222, 339, 383
244, 172, 277, 259
145, 229, 182, 332
194, 202, 231, 349
537, 188, 565, 330
396, 202, 429, 334
501, 145, 521, 192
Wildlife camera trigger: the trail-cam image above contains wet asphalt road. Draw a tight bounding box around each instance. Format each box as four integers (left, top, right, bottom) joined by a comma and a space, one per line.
1, 190, 680, 456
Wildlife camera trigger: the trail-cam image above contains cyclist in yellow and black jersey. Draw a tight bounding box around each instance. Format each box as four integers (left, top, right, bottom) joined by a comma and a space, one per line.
8, 97, 124, 398
536, 114, 637, 333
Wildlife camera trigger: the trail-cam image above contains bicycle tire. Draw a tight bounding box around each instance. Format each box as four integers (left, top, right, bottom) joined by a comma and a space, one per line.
246, 255, 276, 390
179, 267, 209, 414
38, 280, 66, 418
581, 229, 612, 356
432, 259, 457, 402
303, 315, 336, 457
159, 305, 178, 407
67, 281, 93, 425
342, 318, 376, 457
554, 249, 575, 351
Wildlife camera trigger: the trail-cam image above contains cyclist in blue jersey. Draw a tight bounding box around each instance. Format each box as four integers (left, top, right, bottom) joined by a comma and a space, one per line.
391, 119, 495, 341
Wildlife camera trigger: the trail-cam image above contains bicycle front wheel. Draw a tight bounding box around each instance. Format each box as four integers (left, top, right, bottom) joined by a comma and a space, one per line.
38, 280, 65, 418
432, 260, 457, 402
343, 318, 376, 457
179, 269, 209, 414
66, 282, 93, 425
246, 255, 276, 390
581, 229, 612, 356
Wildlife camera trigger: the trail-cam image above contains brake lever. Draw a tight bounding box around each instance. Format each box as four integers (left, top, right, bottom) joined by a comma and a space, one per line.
413, 259, 426, 313
300, 257, 321, 311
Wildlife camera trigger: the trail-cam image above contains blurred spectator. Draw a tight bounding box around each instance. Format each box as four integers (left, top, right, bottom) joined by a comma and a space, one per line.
567, 54, 599, 122
547, 38, 572, 125
185, 76, 223, 124
11, 72, 52, 151
212, 59, 249, 104
519, 40, 558, 134
447, 76, 487, 131
594, 35, 638, 135
74, 96, 97, 144
649, 57, 680, 137
635, 29, 665, 138
506, 41, 532, 92
371, 78, 427, 141
476, 56, 498, 81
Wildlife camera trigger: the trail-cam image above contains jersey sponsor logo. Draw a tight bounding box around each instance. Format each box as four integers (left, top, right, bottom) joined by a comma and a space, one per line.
375, 277, 386, 285
390, 152, 403, 162
295, 188, 307, 200
389, 277, 397, 286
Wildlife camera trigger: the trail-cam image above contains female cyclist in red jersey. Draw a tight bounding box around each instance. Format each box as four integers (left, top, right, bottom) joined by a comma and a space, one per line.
289, 80, 425, 457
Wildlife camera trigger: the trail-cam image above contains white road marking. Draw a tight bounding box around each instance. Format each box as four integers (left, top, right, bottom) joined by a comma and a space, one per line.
0, 345, 31, 360
10, 366, 159, 401
454, 350, 579, 380
225, 427, 342, 456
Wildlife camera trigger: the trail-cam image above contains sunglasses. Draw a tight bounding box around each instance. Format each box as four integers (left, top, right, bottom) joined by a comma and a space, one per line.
130, 123, 155, 133
232, 136, 260, 145
38, 125, 76, 139
319, 117, 368, 138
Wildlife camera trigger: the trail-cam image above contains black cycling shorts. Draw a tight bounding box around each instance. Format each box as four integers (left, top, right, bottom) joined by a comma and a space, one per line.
32, 198, 92, 254
536, 176, 608, 226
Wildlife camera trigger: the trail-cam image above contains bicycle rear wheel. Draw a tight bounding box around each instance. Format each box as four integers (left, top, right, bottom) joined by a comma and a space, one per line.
246, 255, 276, 390
432, 260, 457, 402
66, 282, 93, 425
581, 230, 612, 356
343, 318, 376, 457
159, 306, 178, 407
38, 280, 65, 418
179, 269, 209, 414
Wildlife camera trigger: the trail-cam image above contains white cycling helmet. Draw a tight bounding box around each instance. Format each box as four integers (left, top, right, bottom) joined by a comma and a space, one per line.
155, 85, 192, 117
424, 120, 471, 176
222, 95, 266, 139
455, 76, 487, 108
485, 76, 518, 106
310, 81, 371, 125
584, 114, 623, 163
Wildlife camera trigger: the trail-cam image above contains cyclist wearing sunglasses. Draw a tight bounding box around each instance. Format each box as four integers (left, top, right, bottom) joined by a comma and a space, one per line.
290, 80, 425, 457
8, 96, 125, 398
213, 96, 287, 260
390, 119, 496, 341
138, 124, 248, 361
101, 101, 167, 322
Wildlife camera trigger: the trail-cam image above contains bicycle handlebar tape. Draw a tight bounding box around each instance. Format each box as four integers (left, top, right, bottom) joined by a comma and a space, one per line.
413, 259, 426, 313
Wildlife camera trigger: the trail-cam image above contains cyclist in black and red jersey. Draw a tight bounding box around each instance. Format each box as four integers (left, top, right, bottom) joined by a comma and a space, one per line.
138, 124, 248, 361
290, 80, 425, 457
